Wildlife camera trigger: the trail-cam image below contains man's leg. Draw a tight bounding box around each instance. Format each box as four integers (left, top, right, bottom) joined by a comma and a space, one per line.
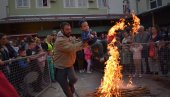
67, 67, 78, 94
56, 68, 74, 97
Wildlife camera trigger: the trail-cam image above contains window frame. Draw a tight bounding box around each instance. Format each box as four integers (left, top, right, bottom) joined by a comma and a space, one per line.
149, 0, 162, 9
63, 0, 88, 8
36, 0, 51, 8
97, 0, 107, 9
15, 0, 30, 9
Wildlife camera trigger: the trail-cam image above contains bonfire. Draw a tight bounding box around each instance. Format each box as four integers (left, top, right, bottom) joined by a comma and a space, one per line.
91, 13, 149, 97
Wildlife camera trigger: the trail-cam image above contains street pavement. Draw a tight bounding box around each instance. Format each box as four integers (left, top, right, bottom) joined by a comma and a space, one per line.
39, 71, 170, 97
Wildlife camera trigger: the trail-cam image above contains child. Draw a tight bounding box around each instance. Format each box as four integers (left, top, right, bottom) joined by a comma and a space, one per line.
37, 48, 47, 84
84, 46, 92, 73
79, 20, 104, 62
17, 48, 30, 96
79, 20, 97, 46
130, 43, 143, 77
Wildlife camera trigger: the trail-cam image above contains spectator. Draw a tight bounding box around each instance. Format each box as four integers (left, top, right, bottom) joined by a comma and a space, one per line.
130, 43, 143, 77
100, 33, 105, 40
37, 48, 47, 84
158, 42, 170, 77
35, 37, 43, 51
42, 35, 53, 55
0, 34, 19, 97
26, 40, 36, 56
134, 26, 150, 74
120, 31, 133, 75
84, 46, 92, 73
18, 48, 29, 80
42, 35, 55, 82
17, 48, 31, 96
51, 30, 57, 44
26, 40, 42, 92
0, 33, 17, 84
148, 26, 162, 75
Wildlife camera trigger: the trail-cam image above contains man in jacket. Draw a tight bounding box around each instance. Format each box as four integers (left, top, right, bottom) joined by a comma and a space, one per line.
53, 22, 85, 97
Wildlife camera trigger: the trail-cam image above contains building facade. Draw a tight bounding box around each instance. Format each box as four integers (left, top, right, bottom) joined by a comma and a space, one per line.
0, 0, 126, 36
136, 0, 170, 27
137, 0, 170, 14
1, 0, 169, 35
0, 0, 8, 19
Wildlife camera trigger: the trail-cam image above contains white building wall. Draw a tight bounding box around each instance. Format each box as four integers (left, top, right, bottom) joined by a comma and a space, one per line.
0, 0, 8, 19
137, 0, 148, 14
162, 0, 170, 6
108, 0, 123, 14
129, 0, 137, 13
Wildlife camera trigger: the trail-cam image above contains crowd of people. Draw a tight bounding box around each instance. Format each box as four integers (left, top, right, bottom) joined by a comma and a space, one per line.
0, 21, 170, 97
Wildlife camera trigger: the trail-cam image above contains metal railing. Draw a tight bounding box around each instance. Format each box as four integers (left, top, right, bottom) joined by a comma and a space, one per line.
1, 53, 52, 97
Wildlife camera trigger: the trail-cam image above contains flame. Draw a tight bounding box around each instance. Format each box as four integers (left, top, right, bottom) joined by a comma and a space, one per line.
131, 12, 140, 36
96, 14, 140, 97
97, 19, 125, 97
127, 76, 133, 88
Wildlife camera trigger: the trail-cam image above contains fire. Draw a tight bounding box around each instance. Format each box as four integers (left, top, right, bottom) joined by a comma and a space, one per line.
131, 12, 140, 36
95, 14, 140, 97
97, 19, 125, 97
127, 76, 133, 88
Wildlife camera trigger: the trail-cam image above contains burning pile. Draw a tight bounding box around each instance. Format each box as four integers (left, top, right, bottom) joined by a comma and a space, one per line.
91, 13, 148, 97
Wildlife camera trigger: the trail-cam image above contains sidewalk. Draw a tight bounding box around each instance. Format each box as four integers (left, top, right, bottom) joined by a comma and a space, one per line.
39, 71, 170, 97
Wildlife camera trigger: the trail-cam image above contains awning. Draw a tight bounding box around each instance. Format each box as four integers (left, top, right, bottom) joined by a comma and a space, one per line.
138, 4, 170, 16
0, 14, 125, 24
37, 26, 110, 37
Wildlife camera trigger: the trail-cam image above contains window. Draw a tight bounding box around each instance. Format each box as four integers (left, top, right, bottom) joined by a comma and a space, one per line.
150, 0, 162, 9
98, 0, 107, 8
64, 0, 87, 8
157, 0, 162, 6
64, 0, 76, 8
36, 0, 50, 8
16, 0, 30, 8
78, 0, 87, 8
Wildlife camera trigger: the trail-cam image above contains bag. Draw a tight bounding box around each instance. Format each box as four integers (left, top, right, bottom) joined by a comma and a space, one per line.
0, 71, 20, 97
149, 44, 155, 58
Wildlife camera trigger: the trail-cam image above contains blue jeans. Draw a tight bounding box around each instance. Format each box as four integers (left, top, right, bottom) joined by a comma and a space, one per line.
56, 66, 77, 97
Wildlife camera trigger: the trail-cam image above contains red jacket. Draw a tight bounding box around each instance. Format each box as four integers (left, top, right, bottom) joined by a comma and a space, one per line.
0, 71, 20, 97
